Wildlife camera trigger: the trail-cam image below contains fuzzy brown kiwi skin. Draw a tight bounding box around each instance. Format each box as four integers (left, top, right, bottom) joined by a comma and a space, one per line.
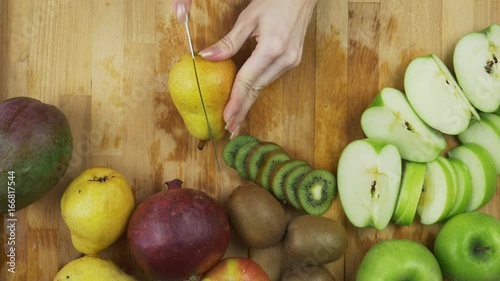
225, 184, 287, 249
284, 215, 347, 266
281, 265, 335, 281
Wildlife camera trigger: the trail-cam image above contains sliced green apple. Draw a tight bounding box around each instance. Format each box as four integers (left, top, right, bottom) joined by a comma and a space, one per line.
453, 23, 500, 112
361, 87, 446, 162
448, 143, 497, 212
458, 116, 500, 174
392, 161, 426, 226
337, 139, 402, 230
417, 156, 456, 225
404, 54, 479, 135
480, 112, 500, 130
446, 158, 473, 218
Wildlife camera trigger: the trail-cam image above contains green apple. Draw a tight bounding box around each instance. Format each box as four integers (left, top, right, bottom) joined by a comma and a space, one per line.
356, 239, 442, 281
480, 112, 500, 130
404, 54, 479, 135
448, 143, 496, 212
434, 212, 500, 281
360, 87, 446, 162
392, 161, 426, 226
337, 139, 402, 230
416, 156, 456, 225
453, 24, 500, 113
458, 116, 500, 173
445, 158, 473, 218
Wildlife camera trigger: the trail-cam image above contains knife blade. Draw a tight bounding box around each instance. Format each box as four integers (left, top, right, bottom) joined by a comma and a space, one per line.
183, 13, 222, 171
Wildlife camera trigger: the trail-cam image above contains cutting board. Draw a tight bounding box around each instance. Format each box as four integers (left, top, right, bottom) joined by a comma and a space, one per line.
1, 0, 499, 280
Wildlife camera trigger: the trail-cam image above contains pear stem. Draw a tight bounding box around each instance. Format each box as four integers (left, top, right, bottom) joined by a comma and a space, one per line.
165, 179, 183, 190
198, 140, 207, 150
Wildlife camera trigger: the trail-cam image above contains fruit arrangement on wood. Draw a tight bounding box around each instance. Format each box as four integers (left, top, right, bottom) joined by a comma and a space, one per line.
2, 22, 500, 281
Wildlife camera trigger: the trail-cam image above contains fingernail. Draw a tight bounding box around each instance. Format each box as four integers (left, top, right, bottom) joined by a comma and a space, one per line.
199, 48, 214, 58
176, 3, 186, 21
229, 124, 240, 140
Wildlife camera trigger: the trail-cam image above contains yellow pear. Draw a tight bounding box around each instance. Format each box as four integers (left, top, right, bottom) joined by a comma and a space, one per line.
53, 255, 137, 281
168, 54, 237, 146
61, 167, 135, 255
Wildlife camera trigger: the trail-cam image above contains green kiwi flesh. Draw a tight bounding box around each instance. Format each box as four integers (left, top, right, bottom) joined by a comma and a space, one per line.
256, 150, 291, 191
234, 140, 260, 179
284, 165, 313, 209
245, 142, 282, 182
222, 135, 259, 168
297, 169, 336, 216
270, 159, 308, 201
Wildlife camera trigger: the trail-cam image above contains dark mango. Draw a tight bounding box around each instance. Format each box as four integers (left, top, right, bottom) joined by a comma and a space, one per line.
0, 97, 73, 213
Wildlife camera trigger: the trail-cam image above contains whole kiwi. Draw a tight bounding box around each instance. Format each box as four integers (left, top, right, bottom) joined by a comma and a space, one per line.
226, 184, 287, 248
284, 215, 347, 265
281, 265, 335, 281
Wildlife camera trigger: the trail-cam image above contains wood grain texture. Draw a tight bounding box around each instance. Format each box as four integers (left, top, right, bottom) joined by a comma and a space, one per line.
1, 1, 500, 280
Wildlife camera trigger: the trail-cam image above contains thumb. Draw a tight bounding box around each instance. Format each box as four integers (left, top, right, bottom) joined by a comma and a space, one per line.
199, 19, 255, 61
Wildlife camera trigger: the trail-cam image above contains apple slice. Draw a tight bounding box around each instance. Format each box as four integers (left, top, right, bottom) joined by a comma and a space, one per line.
404, 54, 479, 135
453, 24, 500, 113
417, 156, 456, 225
445, 158, 473, 218
448, 143, 497, 212
337, 139, 402, 230
458, 116, 500, 174
361, 87, 446, 162
392, 161, 426, 226
480, 112, 500, 130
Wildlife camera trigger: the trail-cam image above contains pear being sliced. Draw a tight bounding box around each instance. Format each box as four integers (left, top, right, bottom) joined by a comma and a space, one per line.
404, 54, 479, 135
448, 143, 497, 212
458, 116, 500, 174
392, 161, 426, 226
361, 87, 446, 162
417, 156, 456, 225
337, 139, 402, 230
454, 23, 500, 112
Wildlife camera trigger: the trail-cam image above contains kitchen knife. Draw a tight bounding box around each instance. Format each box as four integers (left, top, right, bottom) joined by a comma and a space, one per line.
183, 13, 222, 171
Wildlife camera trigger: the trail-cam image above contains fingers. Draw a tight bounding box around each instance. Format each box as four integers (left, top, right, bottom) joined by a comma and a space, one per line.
199, 12, 257, 61
173, 0, 192, 22
223, 34, 304, 139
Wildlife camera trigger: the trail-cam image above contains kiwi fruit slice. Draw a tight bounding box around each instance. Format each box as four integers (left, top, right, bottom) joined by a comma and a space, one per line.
256, 150, 291, 191
234, 140, 260, 179
222, 135, 259, 168
284, 165, 313, 209
245, 142, 282, 182
297, 169, 336, 216
270, 159, 308, 201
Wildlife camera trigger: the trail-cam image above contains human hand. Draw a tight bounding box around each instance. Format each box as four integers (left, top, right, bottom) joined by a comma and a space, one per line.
198, 0, 317, 139
173, 0, 192, 22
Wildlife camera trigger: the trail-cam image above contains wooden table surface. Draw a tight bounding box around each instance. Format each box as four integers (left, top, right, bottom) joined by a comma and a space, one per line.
1, 0, 500, 280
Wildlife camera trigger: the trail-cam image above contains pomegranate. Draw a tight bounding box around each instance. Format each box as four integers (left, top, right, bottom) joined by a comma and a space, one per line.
127, 179, 230, 281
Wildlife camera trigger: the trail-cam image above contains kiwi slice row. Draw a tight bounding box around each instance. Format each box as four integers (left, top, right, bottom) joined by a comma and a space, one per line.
223, 135, 337, 216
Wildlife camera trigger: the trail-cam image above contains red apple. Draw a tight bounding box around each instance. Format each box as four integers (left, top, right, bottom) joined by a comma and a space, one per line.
201, 257, 270, 281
